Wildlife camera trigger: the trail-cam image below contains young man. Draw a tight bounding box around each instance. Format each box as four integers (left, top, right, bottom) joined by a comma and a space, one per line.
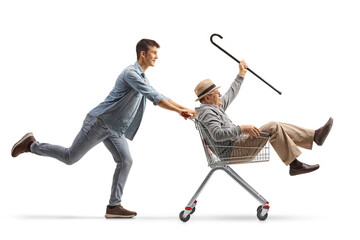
194, 60, 333, 176
11, 39, 195, 218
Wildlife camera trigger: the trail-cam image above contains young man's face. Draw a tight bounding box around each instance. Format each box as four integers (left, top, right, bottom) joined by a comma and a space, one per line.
143, 46, 158, 67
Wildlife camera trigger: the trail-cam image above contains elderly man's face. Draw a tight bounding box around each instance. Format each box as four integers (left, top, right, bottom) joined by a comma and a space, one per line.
205, 90, 222, 107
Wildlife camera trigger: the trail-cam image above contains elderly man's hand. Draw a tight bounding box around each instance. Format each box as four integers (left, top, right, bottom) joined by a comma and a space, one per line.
240, 124, 260, 139
239, 59, 248, 78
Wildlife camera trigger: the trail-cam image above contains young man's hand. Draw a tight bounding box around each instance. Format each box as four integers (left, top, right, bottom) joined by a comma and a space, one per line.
186, 109, 197, 118
179, 110, 195, 120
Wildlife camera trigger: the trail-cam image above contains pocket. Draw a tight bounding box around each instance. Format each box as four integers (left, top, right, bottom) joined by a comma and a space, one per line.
97, 118, 108, 130
81, 115, 96, 132
83, 114, 94, 125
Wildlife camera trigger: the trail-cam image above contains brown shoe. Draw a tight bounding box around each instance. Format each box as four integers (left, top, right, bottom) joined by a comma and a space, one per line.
105, 205, 137, 218
289, 160, 320, 176
11, 133, 36, 158
314, 117, 333, 146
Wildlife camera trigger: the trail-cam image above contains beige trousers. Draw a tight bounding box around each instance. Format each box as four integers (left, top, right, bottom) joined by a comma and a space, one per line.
231, 121, 315, 165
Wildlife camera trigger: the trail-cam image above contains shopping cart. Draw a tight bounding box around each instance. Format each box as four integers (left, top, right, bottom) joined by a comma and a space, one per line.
179, 118, 271, 222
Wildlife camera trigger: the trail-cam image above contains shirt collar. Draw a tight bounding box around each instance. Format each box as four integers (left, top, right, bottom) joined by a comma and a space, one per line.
200, 103, 220, 109
134, 61, 145, 78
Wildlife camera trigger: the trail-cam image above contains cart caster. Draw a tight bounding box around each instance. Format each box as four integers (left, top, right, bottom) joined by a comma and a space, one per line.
257, 205, 269, 221
179, 210, 190, 222
190, 207, 196, 214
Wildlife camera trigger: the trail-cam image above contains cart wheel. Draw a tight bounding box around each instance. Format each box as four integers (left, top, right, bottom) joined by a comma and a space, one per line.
179, 211, 190, 222
191, 207, 196, 214
257, 205, 262, 212
256, 206, 268, 221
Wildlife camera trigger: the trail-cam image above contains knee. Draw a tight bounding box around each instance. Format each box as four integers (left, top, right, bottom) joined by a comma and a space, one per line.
123, 158, 133, 170
64, 157, 79, 165
116, 157, 133, 170
64, 149, 81, 165
268, 121, 280, 128
261, 121, 279, 134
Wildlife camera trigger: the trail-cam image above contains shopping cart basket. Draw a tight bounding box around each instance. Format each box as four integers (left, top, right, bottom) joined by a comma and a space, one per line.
179, 118, 270, 222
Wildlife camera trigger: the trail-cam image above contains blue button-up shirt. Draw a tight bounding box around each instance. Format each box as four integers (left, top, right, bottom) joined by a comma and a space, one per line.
88, 61, 169, 140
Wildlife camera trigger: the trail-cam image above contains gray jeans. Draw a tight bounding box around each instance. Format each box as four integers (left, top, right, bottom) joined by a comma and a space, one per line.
30, 114, 133, 206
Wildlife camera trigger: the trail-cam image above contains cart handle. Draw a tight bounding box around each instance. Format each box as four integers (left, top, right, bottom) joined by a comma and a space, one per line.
181, 112, 193, 120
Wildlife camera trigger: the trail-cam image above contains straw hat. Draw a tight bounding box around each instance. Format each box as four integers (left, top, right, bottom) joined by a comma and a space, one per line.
194, 79, 221, 101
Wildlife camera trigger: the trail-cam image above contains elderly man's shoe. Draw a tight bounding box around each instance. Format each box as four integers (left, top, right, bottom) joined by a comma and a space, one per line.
105, 205, 137, 218
11, 133, 36, 157
314, 117, 333, 146
289, 159, 320, 176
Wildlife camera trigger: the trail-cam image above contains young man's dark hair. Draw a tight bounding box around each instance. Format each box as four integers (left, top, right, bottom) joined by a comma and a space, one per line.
136, 39, 160, 60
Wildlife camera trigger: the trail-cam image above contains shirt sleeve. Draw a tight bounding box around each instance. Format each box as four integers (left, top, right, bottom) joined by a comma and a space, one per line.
221, 75, 244, 111
201, 109, 242, 142
124, 70, 168, 105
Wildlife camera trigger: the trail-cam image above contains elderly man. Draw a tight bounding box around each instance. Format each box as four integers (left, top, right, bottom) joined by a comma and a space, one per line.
194, 60, 333, 176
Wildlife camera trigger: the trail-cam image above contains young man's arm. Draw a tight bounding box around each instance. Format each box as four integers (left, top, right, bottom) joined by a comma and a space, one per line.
124, 70, 166, 105
124, 70, 193, 119
157, 98, 193, 119
168, 100, 197, 118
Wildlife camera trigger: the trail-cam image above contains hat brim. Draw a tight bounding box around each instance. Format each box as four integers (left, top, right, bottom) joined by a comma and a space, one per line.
195, 86, 221, 101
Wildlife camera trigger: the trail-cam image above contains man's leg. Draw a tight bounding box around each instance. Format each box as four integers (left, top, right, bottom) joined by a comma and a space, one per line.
259, 121, 314, 166
260, 121, 320, 176
29, 115, 110, 165
231, 133, 269, 163
103, 134, 136, 218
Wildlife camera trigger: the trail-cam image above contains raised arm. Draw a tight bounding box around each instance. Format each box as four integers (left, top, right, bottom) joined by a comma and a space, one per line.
221, 60, 248, 111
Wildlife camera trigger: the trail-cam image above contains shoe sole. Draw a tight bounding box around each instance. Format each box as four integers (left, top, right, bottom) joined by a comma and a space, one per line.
105, 214, 136, 218
290, 165, 320, 176
11, 132, 34, 157
317, 118, 333, 146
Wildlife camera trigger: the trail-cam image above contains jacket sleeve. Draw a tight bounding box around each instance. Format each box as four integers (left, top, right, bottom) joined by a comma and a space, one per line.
200, 109, 242, 142
124, 70, 170, 105
221, 75, 244, 111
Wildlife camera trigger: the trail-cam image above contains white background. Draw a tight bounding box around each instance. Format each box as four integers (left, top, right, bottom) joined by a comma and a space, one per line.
1, 0, 359, 239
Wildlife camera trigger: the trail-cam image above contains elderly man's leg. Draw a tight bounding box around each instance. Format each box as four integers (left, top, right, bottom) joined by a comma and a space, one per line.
231, 134, 268, 163
260, 121, 319, 176
259, 121, 312, 165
